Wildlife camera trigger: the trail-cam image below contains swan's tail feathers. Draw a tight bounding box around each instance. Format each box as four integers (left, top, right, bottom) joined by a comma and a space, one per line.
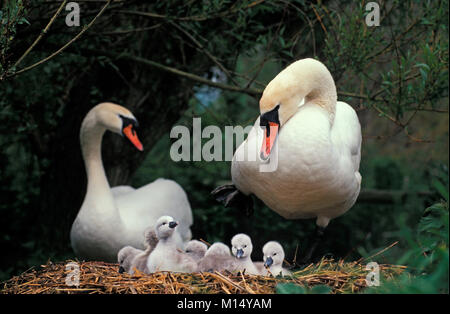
211, 184, 254, 217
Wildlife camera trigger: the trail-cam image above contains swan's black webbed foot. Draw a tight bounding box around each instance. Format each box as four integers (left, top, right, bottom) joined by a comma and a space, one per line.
211, 184, 254, 216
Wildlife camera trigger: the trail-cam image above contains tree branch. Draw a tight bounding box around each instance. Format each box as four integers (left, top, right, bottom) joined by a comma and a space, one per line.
89, 49, 263, 97
6, 0, 112, 79
13, 0, 68, 69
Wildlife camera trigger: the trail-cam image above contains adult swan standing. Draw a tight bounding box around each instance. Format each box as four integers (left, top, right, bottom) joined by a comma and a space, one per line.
71, 102, 193, 262
212, 58, 362, 262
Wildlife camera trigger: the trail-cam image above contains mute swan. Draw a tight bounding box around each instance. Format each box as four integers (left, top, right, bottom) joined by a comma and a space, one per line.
197, 242, 238, 273
70, 103, 193, 262
261, 241, 292, 277
185, 240, 208, 262
231, 233, 259, 275
147, 216, 198, 273
212, 58, 362, 262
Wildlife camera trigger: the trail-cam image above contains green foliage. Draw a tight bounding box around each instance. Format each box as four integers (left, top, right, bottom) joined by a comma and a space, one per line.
0, 0, 28, 73
364, 200, 448, 293
276, 283, 331, 294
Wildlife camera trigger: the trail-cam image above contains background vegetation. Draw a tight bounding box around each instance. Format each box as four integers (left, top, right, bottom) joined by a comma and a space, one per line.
0, 0, 448, 293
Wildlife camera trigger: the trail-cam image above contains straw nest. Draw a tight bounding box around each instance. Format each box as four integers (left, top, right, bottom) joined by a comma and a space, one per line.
1, 258, 405, 294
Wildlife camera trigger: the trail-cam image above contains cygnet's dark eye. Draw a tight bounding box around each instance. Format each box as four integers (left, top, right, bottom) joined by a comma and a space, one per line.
162, 222, 166, 226
273, 253, 277, 256
244, 245, 247, 248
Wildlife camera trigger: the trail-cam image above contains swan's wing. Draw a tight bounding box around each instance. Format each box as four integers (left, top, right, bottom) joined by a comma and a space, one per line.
111, 185, 136, 197
115, 178, 193, 245
331, 101, 362, 172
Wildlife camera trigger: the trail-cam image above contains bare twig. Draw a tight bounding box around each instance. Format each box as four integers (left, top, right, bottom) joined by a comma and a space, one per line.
13, 0, 68, 68
7, 0, 112, 78
88, 49, 263, 96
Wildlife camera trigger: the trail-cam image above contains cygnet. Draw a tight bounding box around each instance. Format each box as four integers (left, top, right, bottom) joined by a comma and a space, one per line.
261, 241, 292, 277
146, 215, 198, 273
129, 227, 159, 274
117, 246, 142, 274
197, 242, 238, 273
231, 233, 259, 275
185, 240, 208, 262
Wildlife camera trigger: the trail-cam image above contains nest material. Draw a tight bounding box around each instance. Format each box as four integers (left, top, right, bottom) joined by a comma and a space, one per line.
1, 258, 405, 294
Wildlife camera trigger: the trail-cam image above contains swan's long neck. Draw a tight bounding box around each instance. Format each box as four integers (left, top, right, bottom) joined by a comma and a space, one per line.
294, 60, 337, 124
80, 113, 115, 212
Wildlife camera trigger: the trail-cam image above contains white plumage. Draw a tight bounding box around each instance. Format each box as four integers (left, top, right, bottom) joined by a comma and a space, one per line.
70, 103, 193, 262
231, 58, 362, 228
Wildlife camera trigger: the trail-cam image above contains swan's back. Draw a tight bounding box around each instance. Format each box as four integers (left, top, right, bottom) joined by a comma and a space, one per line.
115, 178, 193, 247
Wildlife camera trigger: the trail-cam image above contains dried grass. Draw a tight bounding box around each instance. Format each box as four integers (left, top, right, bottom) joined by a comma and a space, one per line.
1, 258, 405, 294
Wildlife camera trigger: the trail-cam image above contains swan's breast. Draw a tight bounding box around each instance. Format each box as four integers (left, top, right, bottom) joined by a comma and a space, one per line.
231, 105, 360, 219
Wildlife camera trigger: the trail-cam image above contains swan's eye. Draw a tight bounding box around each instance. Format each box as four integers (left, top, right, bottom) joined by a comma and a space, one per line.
162, 222, 166, 226
273, 253, 277, 256
243, 245, 247, 248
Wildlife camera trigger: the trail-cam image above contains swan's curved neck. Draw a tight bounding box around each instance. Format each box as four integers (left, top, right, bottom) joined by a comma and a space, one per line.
80, 113, 114, 208
264, 59, 338, 125
297, 66, 337, 124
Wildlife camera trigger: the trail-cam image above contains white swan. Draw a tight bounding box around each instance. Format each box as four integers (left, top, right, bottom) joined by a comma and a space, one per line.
213, 58, 361, 260
70, 102, 193, 262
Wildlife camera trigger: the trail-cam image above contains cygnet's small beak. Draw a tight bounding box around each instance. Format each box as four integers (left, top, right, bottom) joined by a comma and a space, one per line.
264, 256, 273, 267
169, 221, 178, 229
118, 266, 125, 274
236, 248, 244, 259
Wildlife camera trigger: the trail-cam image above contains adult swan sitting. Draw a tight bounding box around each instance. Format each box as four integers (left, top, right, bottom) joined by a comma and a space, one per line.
71, 103, 193, 262
212, 58, 362, 262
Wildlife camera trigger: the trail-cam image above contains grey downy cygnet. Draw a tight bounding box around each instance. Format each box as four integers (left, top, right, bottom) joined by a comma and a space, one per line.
261, 241, 292, 277
185, 240, 208, 262
231, 233, 259, 275
197, 242, 238, 273
129, 227, 159, 274
146, 215, 198, 273
117, 246, 142, 274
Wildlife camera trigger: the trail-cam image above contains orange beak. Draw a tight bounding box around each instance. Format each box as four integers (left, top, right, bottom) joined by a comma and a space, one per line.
260, 122, 279, 160
123, 124, 143, 151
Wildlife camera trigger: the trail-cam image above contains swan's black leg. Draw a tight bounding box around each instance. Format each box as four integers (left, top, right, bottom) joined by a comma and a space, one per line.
297, 225, 326, 267
211, 184, 254, 216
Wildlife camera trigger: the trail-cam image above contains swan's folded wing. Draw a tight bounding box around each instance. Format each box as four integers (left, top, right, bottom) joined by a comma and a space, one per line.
331, 101, 362, 172
115, 178, 193, 245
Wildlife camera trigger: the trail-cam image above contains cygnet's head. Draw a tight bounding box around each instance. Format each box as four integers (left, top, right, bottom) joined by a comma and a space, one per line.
185, 240, 208, 260
155, 215, 178, 240
231, 233, 253, 259
117, 246, 137, 273
143, 226, 159, 248
262, 241, 285, 268
205, 242, 231, 257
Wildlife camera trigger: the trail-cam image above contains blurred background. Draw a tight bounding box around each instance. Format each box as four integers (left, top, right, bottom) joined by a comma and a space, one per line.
0, 0, 448, 292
